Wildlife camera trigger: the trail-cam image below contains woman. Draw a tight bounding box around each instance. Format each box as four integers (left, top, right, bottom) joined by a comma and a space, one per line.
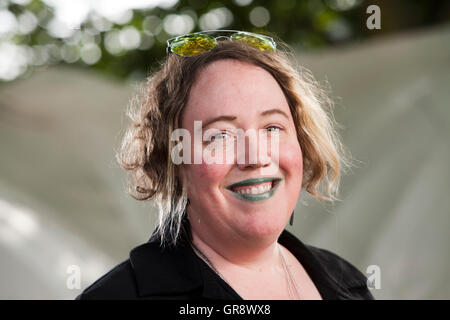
76, 30, 374, 300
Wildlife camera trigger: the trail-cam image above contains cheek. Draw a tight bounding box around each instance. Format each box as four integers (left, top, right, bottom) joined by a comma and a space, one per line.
185, 162, 230, 189
279, 140, 303, 179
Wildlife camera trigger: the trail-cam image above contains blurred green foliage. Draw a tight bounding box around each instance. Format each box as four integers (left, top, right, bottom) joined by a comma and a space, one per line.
0, 0, 449, 82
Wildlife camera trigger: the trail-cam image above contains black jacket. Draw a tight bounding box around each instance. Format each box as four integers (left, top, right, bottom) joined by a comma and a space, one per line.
76, 225, 374, 300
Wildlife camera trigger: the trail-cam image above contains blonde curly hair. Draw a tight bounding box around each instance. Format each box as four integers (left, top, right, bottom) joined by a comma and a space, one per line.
117, 39, 351, 247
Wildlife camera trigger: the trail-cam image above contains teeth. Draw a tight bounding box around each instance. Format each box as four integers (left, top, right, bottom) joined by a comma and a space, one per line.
233, 181, 273, 195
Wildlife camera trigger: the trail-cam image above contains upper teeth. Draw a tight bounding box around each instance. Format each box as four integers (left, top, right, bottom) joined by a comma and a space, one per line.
232, 182, 273, 195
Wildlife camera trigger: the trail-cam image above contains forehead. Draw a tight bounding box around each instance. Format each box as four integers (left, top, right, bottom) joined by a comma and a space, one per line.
182, 59, 289, 126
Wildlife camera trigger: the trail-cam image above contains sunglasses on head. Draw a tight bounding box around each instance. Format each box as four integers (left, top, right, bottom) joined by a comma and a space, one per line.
166, 30, 276, 57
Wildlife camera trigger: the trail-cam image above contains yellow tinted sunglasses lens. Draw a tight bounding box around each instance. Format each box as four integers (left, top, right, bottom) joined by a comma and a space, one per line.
230, 33, 275, 51
170, 34, 216, 56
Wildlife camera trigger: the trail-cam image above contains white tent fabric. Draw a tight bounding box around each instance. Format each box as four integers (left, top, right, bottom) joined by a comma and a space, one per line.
0, 24, 449, 299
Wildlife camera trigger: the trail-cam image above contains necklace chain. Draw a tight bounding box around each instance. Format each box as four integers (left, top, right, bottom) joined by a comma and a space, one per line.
190, 242, 301, 299
279, 246, 301, 299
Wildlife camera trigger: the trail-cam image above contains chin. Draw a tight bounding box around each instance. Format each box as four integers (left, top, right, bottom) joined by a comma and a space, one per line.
239, 216, 286, 243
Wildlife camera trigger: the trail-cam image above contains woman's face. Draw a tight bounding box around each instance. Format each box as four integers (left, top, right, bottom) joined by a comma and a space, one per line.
180, 59, 303, 245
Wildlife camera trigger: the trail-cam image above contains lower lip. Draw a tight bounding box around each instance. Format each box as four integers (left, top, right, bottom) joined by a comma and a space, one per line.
228, 180, 282, 202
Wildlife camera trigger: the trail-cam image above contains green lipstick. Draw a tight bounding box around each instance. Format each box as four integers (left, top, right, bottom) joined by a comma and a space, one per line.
226, 177, 282, 202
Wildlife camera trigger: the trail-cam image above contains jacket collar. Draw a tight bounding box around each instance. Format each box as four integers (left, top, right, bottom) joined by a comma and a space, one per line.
130, 228, 238, 299
129, 228, 362, 299
129, 233, 204, 298
277, 230, 364, 300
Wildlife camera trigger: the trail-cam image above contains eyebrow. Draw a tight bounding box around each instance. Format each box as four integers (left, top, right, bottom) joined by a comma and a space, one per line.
201, 115, 237, 129
201, 108, 289, 129
260, 108, 290, 119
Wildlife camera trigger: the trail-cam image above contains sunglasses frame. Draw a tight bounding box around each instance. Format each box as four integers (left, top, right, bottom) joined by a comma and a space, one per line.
166, 30, 276, 57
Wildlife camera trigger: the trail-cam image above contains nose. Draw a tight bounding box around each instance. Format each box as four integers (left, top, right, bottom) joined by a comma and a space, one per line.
236, 132, 272, 170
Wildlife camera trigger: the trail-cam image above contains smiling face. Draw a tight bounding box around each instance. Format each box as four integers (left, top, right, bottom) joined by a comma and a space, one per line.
180, 59, 303, 247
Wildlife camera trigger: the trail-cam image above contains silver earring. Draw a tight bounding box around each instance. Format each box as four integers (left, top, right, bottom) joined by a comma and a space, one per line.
289, 211, 294, 226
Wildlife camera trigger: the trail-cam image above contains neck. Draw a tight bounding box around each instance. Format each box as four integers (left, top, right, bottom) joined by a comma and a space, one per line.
188, 216, 282, 273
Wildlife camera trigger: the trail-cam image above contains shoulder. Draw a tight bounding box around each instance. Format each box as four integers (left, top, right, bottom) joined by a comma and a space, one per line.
279, 230, 374, 299
75, 259, 139, 300
306, 245, 374, 299
306, 245, 368, 287
280, 230, 369, 288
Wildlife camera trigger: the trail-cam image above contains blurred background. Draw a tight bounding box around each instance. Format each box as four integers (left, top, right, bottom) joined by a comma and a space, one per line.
0, 0, 449, 299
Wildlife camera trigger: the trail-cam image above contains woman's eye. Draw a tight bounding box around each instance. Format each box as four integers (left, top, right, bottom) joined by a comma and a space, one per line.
210, 131, 230, 142
265, 126, 282, 133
